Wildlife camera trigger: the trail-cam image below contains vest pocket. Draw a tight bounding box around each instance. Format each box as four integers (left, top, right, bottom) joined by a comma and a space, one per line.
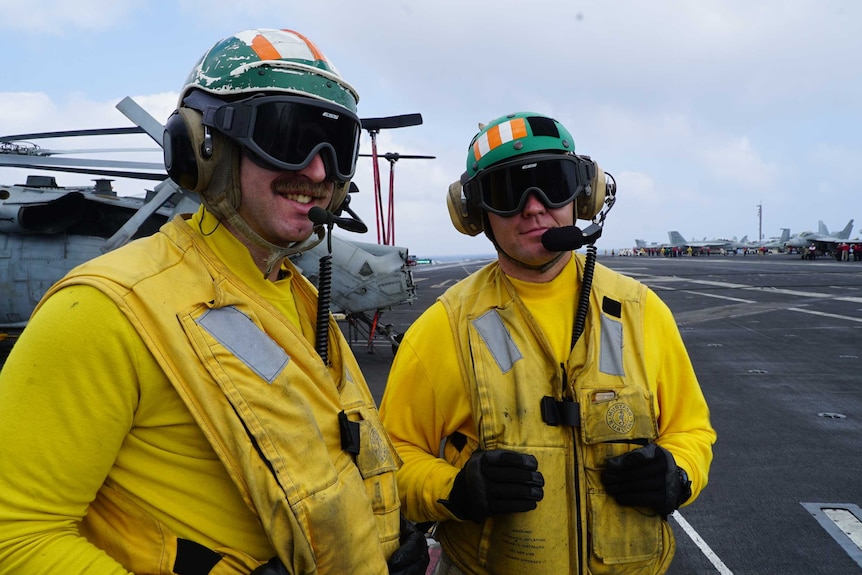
341, 406, 401, 554
578, 385, 658, 447
586, 491, 665, 572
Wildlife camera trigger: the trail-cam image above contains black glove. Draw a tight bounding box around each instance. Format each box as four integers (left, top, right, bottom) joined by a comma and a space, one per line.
387, 514, 430, 575
601, 443, 691, 516
439, 449, 544, 523
250, 557, 289, 575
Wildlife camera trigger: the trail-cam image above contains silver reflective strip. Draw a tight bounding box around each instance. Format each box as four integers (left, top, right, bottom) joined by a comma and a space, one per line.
472, 310, 522, 374
196, 306, 290, 383
599, 313, 625, 376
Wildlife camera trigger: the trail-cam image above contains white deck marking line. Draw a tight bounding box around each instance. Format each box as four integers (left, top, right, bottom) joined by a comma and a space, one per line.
430, 279, 455, 288
788, 307, 862, 324
641, 276, 862, 322
672, 511, 734, 575
680, 290, 755, 304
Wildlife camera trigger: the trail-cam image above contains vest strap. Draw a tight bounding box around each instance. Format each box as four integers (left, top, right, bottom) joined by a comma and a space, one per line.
339, 410, 361, 455
173, 538, 223, 575
540, 396, 580, 427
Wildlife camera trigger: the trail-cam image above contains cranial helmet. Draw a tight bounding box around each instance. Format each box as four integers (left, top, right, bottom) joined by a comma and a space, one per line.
463, 112, 574, 180
178, 28, 359, 113
164, 28, 359, 212
447, 112, 607, 236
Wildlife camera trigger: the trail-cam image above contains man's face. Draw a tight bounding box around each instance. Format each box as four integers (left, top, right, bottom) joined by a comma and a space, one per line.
487, 192, 575, 267
237, 152, 334, 246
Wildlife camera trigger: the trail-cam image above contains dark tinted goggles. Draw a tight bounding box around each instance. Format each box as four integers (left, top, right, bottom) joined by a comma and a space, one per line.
206, 94, 361, 182
462, 154, 596, 217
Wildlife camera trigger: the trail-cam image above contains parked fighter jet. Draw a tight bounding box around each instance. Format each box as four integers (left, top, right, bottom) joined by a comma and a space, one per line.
744, 228, 791, 251
1, 97, 419, 359
784, 220, 855, 250
666, 231, 749, 251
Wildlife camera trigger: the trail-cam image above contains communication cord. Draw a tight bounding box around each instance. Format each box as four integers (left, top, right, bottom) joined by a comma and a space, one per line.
314, 252, 333, 364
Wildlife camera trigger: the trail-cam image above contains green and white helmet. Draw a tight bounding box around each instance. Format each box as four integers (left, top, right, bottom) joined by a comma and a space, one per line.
463, 112, 575, 180
179, 28, 359, 113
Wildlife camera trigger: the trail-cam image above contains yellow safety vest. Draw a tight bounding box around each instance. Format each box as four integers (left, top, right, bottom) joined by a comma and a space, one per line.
42, 215, 401, 575
436, 260, 675, 575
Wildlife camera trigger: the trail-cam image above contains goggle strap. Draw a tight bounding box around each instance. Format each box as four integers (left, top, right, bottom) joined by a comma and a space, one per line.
182, 91, 227, 128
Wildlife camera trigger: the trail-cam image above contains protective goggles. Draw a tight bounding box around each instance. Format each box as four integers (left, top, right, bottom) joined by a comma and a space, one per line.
461, 153, 596, 217
202, 94, 361, 182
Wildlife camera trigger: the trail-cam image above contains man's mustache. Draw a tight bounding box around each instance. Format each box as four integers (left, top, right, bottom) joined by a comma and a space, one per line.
271, 177, 332, 198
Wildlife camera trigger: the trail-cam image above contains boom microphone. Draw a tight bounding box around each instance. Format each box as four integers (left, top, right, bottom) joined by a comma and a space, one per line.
308, 206, 368, 234
541, 226, 587, 252
541, 224, 603, 252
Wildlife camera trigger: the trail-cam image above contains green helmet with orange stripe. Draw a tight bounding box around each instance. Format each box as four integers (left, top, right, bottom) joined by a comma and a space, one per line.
179, 28, 359, 113
463, 112, 575, 179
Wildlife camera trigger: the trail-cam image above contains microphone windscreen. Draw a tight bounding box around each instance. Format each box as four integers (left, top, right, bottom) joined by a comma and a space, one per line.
541, 226, 586, 252
308, 206, 331, 226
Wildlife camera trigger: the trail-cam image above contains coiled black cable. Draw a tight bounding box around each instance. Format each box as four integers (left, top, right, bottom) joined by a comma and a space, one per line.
571, 243, 597, 349
314, 254, 333, 364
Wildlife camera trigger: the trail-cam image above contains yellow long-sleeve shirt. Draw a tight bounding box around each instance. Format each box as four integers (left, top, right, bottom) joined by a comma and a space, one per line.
0, 208, 309, 573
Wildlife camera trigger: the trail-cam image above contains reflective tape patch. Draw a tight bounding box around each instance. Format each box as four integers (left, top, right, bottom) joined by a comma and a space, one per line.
472, 118, 528, 162
599, 313, 625, 376
472, 310, 523, 373
196, 306, 290, 383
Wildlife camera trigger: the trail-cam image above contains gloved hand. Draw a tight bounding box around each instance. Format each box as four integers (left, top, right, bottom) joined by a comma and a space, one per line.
601, 443, 691, 516
250, 557, 289, 575
439, 449, 544, 523
387, 514, 430, 575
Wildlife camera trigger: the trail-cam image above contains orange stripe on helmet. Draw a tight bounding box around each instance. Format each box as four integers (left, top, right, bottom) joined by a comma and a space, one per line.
251, 34, 282, 61
510, 117, 527, 139
282, 28, 327, 62
486, 125, 503, 152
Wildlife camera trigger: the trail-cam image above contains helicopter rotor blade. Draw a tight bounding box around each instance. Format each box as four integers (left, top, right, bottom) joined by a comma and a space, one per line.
0, 154, 165, 171
15, 148, 161, 157
0, 127, 146, 142
116, 96, 165, 145
359, 153, 436, 161
0, 155, 166, 181
361, 114, 423, 132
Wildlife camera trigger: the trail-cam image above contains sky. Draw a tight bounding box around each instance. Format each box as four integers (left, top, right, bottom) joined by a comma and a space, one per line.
1, 0, 861, 257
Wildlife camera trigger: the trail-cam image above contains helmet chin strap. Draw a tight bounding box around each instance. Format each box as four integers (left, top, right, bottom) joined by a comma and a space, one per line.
497, 243, 566, 273
201, 145, 325, 278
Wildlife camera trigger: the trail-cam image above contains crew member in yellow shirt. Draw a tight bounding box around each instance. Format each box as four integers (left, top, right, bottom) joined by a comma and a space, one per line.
380, 112, 716, 575
0, 28, 427, 575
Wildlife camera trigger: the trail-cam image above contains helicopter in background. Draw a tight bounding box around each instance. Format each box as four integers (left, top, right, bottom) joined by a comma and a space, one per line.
0, 96, 422, 360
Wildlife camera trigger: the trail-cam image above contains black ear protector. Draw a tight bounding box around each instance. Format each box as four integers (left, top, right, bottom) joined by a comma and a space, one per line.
447, 158, 608, 236
164, 106, 229, 193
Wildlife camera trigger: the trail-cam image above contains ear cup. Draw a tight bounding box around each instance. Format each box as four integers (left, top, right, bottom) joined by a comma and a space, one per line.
447, 180, 484, 236
575, 160, 606, 220
163, 107, 224, 193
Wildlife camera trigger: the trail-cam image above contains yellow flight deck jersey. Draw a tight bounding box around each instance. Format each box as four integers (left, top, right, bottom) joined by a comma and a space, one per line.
0, 206, 400, 574
380, 254, 716, 575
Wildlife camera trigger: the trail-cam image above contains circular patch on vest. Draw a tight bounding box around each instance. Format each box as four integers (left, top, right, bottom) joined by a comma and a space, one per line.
367, 425, 389, 461
606, 403, 635, 434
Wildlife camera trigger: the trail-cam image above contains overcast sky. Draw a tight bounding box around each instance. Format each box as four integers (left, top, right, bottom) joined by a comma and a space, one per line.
1, 0, 860, 256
